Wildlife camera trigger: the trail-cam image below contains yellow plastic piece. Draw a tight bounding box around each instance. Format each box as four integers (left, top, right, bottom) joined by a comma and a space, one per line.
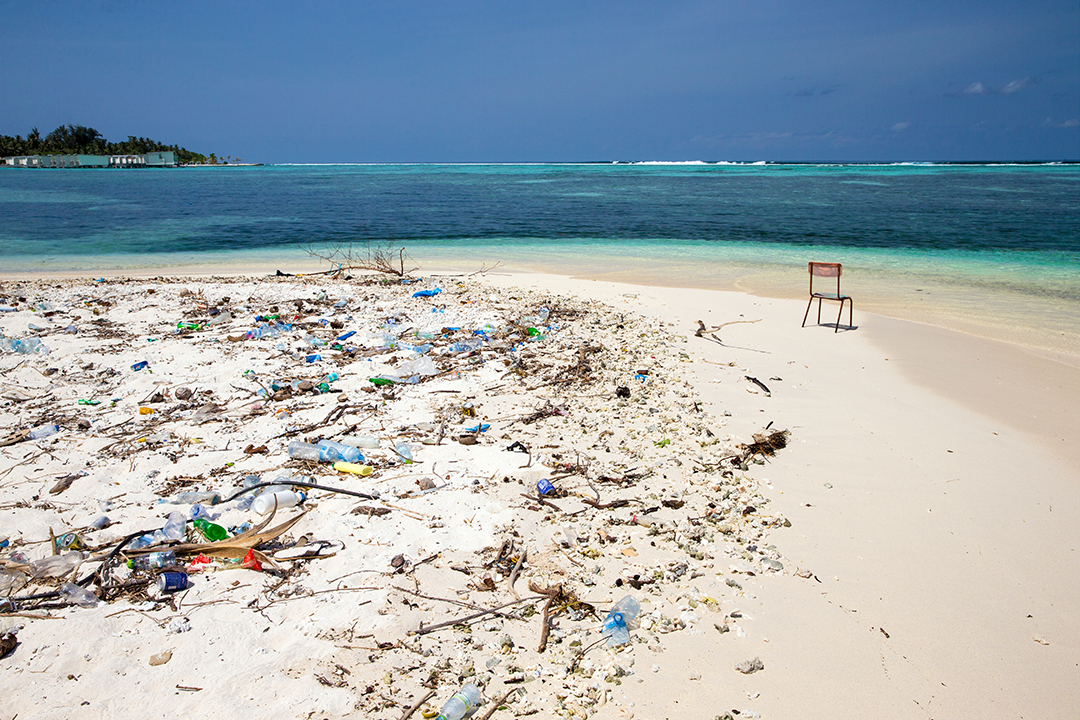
333, 461, 373, 476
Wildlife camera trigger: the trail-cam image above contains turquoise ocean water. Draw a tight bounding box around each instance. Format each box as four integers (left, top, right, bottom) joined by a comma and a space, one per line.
1, 162, 1077, 355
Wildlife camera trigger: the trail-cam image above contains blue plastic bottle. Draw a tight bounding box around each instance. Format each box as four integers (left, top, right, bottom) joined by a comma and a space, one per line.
317, 440, 363, 464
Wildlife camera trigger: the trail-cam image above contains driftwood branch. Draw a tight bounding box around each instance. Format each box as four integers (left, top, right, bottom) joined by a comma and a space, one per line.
399, 689, 436, 720
413, 595, 545, 635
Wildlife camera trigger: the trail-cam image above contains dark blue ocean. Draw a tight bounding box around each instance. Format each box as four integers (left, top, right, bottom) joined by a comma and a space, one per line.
1, 162, 1077, 299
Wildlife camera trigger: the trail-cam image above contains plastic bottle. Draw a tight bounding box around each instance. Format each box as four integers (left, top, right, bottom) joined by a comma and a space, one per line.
192, 518, 230, 542
252, 490, 305, 515
601, 595, 641, 647
159, 491, 222, 505
340, 435, 379, 449
189, 503, 220, 521
29, 424, 60, 440
178, 491, 223, 505
394, 442, 413, 463
30, 551, 87, 579
162, 512, 186, 542
287, 441, 320, 461
317, 440, 363, 464
59, 582, 99, 608
128, 550, 177, 570
436, 683, 481, 720
447, 338, 482, 353
127, 533, 156, 550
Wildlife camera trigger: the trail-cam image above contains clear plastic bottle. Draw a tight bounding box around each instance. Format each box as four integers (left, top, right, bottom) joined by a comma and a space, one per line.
252, 490, 305, 515
394, 442, 413, 463
59, 582, 99, 608
601, 595, 641, 647
128, 550, 176, 570
287, 441, 320, 461
189, 503, 218, 521
127, 533, 155, 550
30, 551, 87, 578
162, 512, 186, 542
174, 491, 223, 505
436, 683, 481, 720
317, 440, 363, 464
29, 423, 60, 440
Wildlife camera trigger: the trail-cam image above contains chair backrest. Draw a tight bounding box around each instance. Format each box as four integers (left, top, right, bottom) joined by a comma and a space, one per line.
809, 262, 842, 278
808, 262, 843, 295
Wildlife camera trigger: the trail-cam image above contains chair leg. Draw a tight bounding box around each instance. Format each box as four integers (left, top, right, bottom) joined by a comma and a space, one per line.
847, 299, 853, 329
816, 298, 822, 324
835, 301, 843, 332
802, 298, 814, 327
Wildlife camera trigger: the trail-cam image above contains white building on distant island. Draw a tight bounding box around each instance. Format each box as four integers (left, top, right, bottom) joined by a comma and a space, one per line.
1, 151, 176, 168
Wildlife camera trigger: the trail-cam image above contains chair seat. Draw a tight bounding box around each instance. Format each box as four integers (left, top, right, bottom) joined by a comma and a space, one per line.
811, 292, 850, 300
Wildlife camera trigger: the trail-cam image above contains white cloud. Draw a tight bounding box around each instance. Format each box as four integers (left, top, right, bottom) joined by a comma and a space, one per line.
962, 82, 986, 95
1044, 118, 1079, 129
891, 122, 909, 132
1001, 77, 1030, 94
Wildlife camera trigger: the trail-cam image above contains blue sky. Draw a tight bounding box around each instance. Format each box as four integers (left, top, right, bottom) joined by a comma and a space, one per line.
1, 1, 1077, 162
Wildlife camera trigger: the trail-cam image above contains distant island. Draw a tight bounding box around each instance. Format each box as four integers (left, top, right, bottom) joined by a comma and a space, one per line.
0, 124, 239, 165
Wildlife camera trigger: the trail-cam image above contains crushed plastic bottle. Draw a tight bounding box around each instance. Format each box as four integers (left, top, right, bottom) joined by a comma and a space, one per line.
1, 337, 50, 354
601, 595, 641, 647
127, 533, 156, 550
189, 503, 220, 521
59, 582, 99, 608
30, 551, 87, 579
162, 512, 186, 542
436, 683, 481, 720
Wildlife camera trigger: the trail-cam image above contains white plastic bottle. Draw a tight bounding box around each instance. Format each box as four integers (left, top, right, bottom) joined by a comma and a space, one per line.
436, 683, 481, 720
340, 435, 379, 449
252, 490, 305, 515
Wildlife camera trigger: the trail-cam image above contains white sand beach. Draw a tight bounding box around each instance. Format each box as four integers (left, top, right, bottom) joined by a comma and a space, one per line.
0, 270, 1076, 720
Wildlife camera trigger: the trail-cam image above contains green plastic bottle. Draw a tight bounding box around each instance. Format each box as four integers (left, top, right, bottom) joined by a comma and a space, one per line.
192, 518, 229, 542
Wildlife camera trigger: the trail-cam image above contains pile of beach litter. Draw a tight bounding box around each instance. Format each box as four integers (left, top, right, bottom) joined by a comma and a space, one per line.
0, 274, 795, 719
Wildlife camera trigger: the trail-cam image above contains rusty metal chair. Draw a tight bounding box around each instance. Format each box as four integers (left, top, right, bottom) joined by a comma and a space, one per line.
802, 262, 852, 332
